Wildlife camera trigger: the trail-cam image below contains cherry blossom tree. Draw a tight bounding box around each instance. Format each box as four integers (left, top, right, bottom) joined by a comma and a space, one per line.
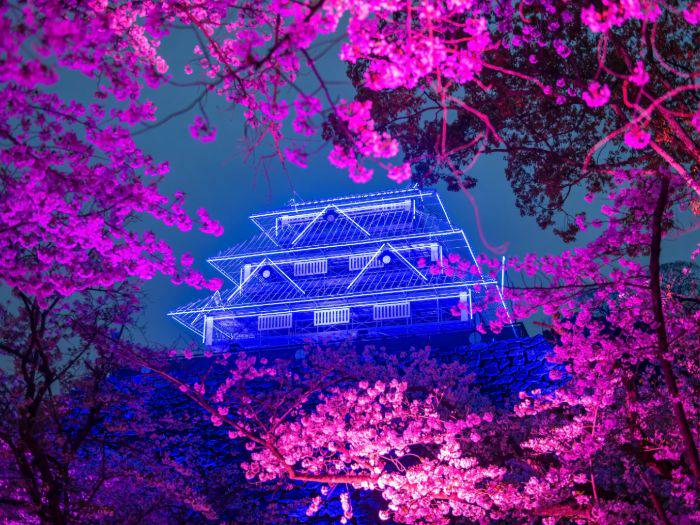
335, 0, 699, 235
158, 220, 698, 522
0, 1, 224, 306
153, 3, 698, 521
1, 0, 698, 523
151, 343, 531, 524
4, 0, 695, 292
503, 169, 699, 524
153, 0, 698, 199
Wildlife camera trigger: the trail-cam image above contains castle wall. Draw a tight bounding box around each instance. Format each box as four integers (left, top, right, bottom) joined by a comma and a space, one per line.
452, 335, 558, 402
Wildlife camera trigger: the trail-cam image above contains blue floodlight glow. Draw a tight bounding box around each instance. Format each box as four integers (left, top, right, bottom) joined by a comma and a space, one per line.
169, 187, 516, 349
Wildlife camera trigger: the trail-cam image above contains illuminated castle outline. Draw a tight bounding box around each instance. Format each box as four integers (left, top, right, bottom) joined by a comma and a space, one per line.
169, 187, 521, 350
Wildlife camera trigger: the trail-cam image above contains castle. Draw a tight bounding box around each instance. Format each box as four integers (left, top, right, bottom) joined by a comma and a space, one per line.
169, 187, 555, 401
162, 188, 557, 522
169, 187, 525, 350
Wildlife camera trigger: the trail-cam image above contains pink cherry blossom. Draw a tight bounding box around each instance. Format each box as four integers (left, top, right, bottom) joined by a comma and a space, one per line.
387, 163, 412, 184
3, 1, 699, 523
0, 1, 223, 304
348, 164, 374, 184
683, 2, 700, 24
196, 208, 224, 237
629, 60, 649, 86
692, 107, 700, 133
581, 81, 611, 107
283, 147, 308, 168
624, 126, 651, 149
189, 115, 217, 143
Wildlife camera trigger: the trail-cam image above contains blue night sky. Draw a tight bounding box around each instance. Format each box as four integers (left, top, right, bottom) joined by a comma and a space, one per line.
48, 27, 698, 347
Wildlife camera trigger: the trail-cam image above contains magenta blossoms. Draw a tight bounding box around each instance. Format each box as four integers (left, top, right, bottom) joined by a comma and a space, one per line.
0, 2, 223, 303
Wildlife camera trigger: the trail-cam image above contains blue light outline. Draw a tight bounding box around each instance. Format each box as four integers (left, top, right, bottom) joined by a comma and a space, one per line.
346, 243, 385, 290
188, 291, 472, 329
228, 258, 266, 301
172, 188, 521, 341
226, 257, 305, 302
207, 230, 464, 263
170, 279, 497, 317
267, 258, 306, 294
250, 215, 280, 246
434, 192, 453, 228
346, 242, 428, 291
267, 242, 438, 267
275, 199, 411, 228
248, 188, 431, 220
290, 204, 371, 246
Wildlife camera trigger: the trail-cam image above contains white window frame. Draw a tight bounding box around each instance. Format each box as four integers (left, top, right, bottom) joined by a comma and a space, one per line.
349, 253, 383, 271
293, 258, 328, 277
373, 302, 411, 321
258, 312, 293, 331
313, 307, 350, 326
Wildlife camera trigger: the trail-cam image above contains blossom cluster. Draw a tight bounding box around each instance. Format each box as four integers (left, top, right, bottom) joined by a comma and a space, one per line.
0, 2, 224, 302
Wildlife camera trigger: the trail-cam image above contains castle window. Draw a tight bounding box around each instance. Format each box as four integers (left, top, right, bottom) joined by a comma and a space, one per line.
258, 313, 293, 331
293, 258, 328, 276
373, 302, 410, 321
349, 253, 384, 271
313, 307, 350, 326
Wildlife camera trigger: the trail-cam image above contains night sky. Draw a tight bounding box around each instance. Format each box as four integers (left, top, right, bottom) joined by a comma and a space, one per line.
41, 27, 699, 348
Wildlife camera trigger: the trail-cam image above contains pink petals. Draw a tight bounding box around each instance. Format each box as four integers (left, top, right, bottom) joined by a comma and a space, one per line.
283, 147, 308, 168
623, 125, 651, 149
327, 100, 403, 183
684, 2, 700, 24
582, 1, 661, 32
349, 164, 374, 184
188, 115, 217, 143
196, 208, 224, 237
581, 81, 611, 108
692, 107, 700, 133
292, 95, 322, 136
387, 163, 412, 184
629, 60, 649, 86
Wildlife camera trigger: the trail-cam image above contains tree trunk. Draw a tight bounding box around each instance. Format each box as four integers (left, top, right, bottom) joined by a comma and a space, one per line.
649, 176, 700, 482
